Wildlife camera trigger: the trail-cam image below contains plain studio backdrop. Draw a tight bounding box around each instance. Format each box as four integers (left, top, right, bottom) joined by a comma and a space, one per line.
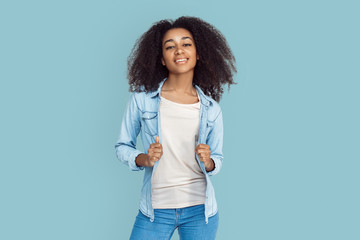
0, 0, 359, 239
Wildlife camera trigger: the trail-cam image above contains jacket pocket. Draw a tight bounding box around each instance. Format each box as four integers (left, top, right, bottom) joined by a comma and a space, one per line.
204, 119, 215, 141
207, 120, 215, 128
141, 111, 158, 137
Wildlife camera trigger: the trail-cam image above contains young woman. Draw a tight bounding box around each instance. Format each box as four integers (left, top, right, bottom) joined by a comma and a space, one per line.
115, 16, 236, 240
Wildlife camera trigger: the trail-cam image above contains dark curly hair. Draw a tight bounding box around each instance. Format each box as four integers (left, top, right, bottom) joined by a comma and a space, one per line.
127, 16, 236, 102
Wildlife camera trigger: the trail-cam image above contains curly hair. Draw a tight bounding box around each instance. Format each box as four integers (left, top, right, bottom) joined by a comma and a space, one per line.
127, 16, 236, 102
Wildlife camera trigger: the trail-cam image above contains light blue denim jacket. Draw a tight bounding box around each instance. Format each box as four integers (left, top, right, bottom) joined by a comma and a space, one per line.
115, 80, 223, 223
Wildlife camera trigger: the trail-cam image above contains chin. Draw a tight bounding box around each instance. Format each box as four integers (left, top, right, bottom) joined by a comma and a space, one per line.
168, 65, 197, 75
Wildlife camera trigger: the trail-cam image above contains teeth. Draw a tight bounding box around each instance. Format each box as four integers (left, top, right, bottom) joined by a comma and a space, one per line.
176, 59, 187, 62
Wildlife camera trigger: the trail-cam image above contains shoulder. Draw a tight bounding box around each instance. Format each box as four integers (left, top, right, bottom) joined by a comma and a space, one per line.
195, 86, 222, 120
130, 91, 159, 112
206, 97, 222, 121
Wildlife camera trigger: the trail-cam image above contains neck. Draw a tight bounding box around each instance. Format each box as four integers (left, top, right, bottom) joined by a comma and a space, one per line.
164, 71, 194, 93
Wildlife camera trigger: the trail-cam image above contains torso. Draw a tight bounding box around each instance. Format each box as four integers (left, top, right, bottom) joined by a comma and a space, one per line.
151, 94, 206, 209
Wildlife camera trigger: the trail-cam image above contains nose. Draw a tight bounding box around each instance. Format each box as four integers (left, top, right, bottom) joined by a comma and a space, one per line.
175, 46, 184, 55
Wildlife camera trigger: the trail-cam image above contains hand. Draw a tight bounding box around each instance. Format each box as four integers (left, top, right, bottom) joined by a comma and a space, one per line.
195, 144, 214, 172
147, 136, 163, 167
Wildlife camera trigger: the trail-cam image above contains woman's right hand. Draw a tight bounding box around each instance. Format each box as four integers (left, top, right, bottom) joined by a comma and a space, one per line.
147, 136, 163, 167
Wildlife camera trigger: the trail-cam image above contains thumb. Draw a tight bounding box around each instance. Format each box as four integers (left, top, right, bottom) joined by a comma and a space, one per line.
155, 136, 159, 143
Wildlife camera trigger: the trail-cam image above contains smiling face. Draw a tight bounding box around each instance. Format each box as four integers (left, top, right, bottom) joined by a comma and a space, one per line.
161, 28, 198, 76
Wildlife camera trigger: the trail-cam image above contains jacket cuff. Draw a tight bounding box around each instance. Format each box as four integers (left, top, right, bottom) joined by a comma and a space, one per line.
128, 150, 144, 171
206, 156, 222, 176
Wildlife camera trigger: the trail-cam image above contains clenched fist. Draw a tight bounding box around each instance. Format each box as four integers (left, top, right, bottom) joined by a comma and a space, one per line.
135, 136, 163, 167
147, 136, 163, 167
195, 144, 215, 172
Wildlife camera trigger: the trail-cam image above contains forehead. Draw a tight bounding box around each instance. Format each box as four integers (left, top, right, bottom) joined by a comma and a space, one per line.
162, 28, 194, 43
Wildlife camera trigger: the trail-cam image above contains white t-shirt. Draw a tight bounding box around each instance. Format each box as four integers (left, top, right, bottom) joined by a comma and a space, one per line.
151, 96, 206, 209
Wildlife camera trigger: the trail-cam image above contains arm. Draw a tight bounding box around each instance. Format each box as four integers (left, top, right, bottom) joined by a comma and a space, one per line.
205, 110, 224, 176
195, 109, 224, 175
115, 93, 143, 171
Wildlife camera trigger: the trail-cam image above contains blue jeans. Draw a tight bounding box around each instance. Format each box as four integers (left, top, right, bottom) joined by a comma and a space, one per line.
129, 204, 219, 240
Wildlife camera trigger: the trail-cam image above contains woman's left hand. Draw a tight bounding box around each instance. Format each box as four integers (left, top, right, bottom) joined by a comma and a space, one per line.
195, 144, 215, 172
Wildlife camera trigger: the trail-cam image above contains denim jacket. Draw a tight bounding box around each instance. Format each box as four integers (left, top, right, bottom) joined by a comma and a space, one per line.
115, 80, 224, 223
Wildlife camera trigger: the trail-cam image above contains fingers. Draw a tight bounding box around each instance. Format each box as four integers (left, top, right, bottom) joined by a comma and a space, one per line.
195, 144, 210, 154
147, 150, 162, 164
196, 151, 211, 159
196, 149, 211, 155
150, 142, 162, 148
195, 144, 211, 163
195, 144, 210, 151
147, 136, 163, 165
148, 147, 162, 154
148, 153, 162, 162
150, 136, 162, 149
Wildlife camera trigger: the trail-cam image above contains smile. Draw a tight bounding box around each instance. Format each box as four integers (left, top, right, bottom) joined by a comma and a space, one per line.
175, 58, 188, 63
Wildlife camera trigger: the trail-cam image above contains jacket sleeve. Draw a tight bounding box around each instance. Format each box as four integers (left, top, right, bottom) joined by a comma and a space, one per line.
206, 109, 224, 176
115, 93, 144, 171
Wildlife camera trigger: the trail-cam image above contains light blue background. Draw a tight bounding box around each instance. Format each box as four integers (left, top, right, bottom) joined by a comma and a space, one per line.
1, 0, 359, 239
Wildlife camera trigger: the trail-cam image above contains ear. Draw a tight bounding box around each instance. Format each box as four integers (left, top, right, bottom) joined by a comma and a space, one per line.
196, 55, 199, 60
161, 58, 166, 66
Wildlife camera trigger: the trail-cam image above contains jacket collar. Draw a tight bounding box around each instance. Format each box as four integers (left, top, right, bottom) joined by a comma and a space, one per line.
149, 78, 212, 107
149, 79, 165, 98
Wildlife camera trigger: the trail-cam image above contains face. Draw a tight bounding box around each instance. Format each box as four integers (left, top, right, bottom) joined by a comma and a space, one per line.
161, 28, 198, 76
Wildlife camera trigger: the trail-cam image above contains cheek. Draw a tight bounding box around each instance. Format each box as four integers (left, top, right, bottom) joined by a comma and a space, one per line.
162, 53, 172, 64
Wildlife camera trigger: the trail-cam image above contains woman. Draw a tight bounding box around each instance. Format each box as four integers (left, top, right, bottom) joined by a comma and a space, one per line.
115, 16, 236, 240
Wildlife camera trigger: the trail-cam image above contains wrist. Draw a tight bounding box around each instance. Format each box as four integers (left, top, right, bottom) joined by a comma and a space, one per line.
136, 153, 152, 167
204, 158, 215, 172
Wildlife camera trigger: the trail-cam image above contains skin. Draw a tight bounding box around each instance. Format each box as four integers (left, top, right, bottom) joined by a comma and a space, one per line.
135, 28, 215, 172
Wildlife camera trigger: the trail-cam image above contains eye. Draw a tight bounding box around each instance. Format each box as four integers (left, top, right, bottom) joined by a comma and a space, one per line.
165, 46, 174, 50
183, 43, 192, 47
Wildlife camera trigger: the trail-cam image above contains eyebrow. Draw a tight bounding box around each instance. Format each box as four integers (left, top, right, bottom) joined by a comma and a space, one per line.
163, 36, 193, 45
